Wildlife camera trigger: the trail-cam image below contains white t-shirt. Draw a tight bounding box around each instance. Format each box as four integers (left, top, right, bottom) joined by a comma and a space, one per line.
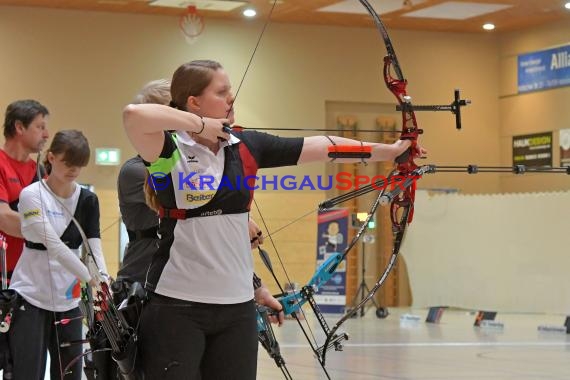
10, 181, 106, 312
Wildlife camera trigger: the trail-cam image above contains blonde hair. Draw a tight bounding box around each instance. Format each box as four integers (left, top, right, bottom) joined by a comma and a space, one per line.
144, 172, 161, 213
133, 79, 171, 105
135, 79, 172, 212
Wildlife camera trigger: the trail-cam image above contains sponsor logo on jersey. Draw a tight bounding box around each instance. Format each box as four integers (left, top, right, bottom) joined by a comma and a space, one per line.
200, 209, 222, 217
23, 209, 41, 219
184, 191, 216, 207
186, 155, 199, 163
47, 209, 65, 218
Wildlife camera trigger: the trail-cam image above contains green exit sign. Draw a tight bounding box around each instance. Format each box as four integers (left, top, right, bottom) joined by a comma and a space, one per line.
95, 148, 121, 166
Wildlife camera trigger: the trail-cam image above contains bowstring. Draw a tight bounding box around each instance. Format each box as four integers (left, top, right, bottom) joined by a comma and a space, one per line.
228, 0, 278, 113
226, 0, 328, 365
252, 199, 321, 348
36, 152, 66, 379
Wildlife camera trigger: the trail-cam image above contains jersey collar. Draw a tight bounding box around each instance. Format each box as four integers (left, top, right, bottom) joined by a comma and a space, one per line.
176, 131, 241, 148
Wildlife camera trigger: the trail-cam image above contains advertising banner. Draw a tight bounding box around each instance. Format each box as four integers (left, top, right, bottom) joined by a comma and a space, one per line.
560, 129, 570, 167
512, 132, 552, 167
518, 44, 570, 93
314, 208, 349, 314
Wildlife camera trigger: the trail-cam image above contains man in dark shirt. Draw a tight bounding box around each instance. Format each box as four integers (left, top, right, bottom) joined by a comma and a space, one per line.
115, 80, 170, 293
116, 155, 159, 287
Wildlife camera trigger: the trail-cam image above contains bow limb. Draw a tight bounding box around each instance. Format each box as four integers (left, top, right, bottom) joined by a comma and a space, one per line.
62, 347, 113, 377
235, 0, 464, 375
266, 180, 392, 368
320, 180, 412, 365
319, 0, 422, 364
321, 0, 470, 364
249, 11, 417, 378
249, 0, 418, 369
317, 179, 388, 365
257, 305, 293, 380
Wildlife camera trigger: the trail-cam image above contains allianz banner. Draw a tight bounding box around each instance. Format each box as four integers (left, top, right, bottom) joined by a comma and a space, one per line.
518, 44, 570, 93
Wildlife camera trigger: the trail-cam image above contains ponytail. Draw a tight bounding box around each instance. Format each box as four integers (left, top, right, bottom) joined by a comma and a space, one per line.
143, 171, 162, 213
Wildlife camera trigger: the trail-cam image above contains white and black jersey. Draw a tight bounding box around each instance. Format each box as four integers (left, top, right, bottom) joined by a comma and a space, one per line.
10, 181, 106, 312
145, 130, 303, 304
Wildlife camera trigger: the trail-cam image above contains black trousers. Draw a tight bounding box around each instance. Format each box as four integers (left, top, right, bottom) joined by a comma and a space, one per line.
8, 299, 83, 380
139, 292, 258, 380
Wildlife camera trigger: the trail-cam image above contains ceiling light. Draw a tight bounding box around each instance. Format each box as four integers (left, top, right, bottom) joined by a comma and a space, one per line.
482, 23, 495, 31
243, 8, 257, 17
565, 2, 570, 10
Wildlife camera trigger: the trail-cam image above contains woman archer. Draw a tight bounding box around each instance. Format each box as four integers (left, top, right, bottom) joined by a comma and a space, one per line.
9, 129, 108, 380
123, 59, 424, 379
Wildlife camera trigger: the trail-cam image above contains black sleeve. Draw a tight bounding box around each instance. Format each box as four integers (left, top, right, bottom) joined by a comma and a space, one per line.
240, 130, 304, 169
142, 131, 177, 167
81, 190, 101, 239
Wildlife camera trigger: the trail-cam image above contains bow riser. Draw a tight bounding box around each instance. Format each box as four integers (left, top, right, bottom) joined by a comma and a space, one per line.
382, 53, 422, 228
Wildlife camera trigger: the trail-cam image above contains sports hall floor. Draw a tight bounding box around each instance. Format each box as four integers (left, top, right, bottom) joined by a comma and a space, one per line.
257, 307, 570, 380
24, 306, 569, 379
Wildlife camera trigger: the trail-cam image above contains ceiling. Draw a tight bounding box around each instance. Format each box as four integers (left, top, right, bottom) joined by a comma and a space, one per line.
0, 0, 569, 33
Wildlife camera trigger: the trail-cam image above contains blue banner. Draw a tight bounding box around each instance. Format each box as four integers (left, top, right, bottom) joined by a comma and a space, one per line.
518, 44, 570, 93
314, 208, 349, 314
